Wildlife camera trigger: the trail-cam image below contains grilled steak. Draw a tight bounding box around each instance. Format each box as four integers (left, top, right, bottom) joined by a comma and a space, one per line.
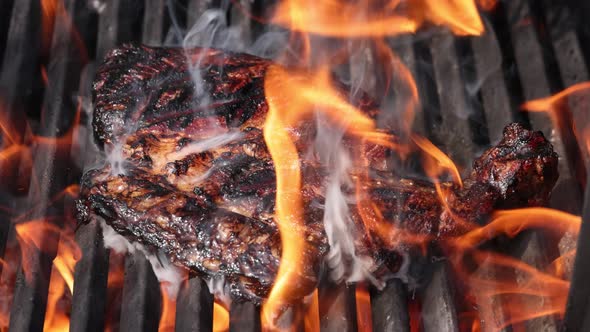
77, 44, 559, 303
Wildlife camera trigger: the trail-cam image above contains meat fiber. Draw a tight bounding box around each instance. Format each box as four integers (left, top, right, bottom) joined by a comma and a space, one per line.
77, 44, 559, 303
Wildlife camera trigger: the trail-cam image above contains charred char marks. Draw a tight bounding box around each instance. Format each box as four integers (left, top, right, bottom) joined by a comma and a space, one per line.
93, 44, 271, 147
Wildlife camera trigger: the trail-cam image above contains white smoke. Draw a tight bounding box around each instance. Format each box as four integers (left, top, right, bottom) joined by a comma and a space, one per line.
206, 276, 232, 307
311, 115, 377, 284
99, 220, 184, 296
180, 9, 289, 58
166, 130, 243, 161
105, 142, 126, 175
100, 218, 233, 301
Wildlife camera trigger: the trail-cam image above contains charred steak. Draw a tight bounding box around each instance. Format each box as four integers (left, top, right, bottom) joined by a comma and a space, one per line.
77, 44, 559, 303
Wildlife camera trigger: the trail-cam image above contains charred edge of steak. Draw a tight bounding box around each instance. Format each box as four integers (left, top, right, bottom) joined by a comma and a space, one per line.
76, 123, 559, 301
76, 167, 328, 303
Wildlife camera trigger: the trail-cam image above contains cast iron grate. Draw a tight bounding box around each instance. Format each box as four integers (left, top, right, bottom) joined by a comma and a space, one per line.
0, 0, 589, 331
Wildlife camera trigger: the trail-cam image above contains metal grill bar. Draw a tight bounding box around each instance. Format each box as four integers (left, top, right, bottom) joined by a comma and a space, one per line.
318, 281, 358, 332
418, 29, 474, 332
0, 0, 41, 107
70, 0, 125, 329
143, 0, 166, 46
542, 0, 590, 198
370, 280, 409, 332
70, 219, 109, 332
115, 2, 167, 329
505, 0, 582, 191
428, 31, 476, 170
229, 302, 261, 332
119, 254, 162, 332
175, 277, 214, 332
0, 0, 15, 66
421, 263, 459, 332
7, 0, 86, 329
541, 1, 590, 330
467, 13, 515, 331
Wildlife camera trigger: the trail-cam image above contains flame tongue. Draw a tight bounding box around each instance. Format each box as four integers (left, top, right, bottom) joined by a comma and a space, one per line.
272, 0, 485, 37
262, 77, 308, 315
261, 63, 404, 321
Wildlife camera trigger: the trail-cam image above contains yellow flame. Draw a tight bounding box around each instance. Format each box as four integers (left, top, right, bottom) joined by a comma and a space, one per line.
454, 208, 581, 248
213, 301, 230, 332
271, 0, 484, 37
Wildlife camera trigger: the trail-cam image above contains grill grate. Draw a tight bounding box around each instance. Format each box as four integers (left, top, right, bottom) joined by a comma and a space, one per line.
0, 0, 589, 331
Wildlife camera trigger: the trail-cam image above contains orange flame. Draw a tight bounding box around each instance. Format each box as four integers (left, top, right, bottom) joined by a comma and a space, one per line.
355, 284, 373, 332
261, 63, 405, 323
271, 0, 484, 37
158, 284, 177, 332
411, 135, 480, 235
548, 249, 576, 280
521, 82, 590, 113
40, 0, 90, 62
261, 66, 308, 324
43, 234, 79, 332
15, 219, 80, 284
445, 207, 581, 329
0, 99, 81, 196
41, 0, 60, 52
0, 244, 19, 331
451, 249, 569, 330
213, 301, 230, 332
418, 0, 484, 35
412, 135, 463, 186
373, 38, 420, 134
453, 208, 581, 248
303, 290, 319, 332
521, 81, 590, 141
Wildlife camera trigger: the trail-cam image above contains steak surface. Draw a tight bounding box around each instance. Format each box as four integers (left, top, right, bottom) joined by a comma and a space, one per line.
77, 44, 559, 303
